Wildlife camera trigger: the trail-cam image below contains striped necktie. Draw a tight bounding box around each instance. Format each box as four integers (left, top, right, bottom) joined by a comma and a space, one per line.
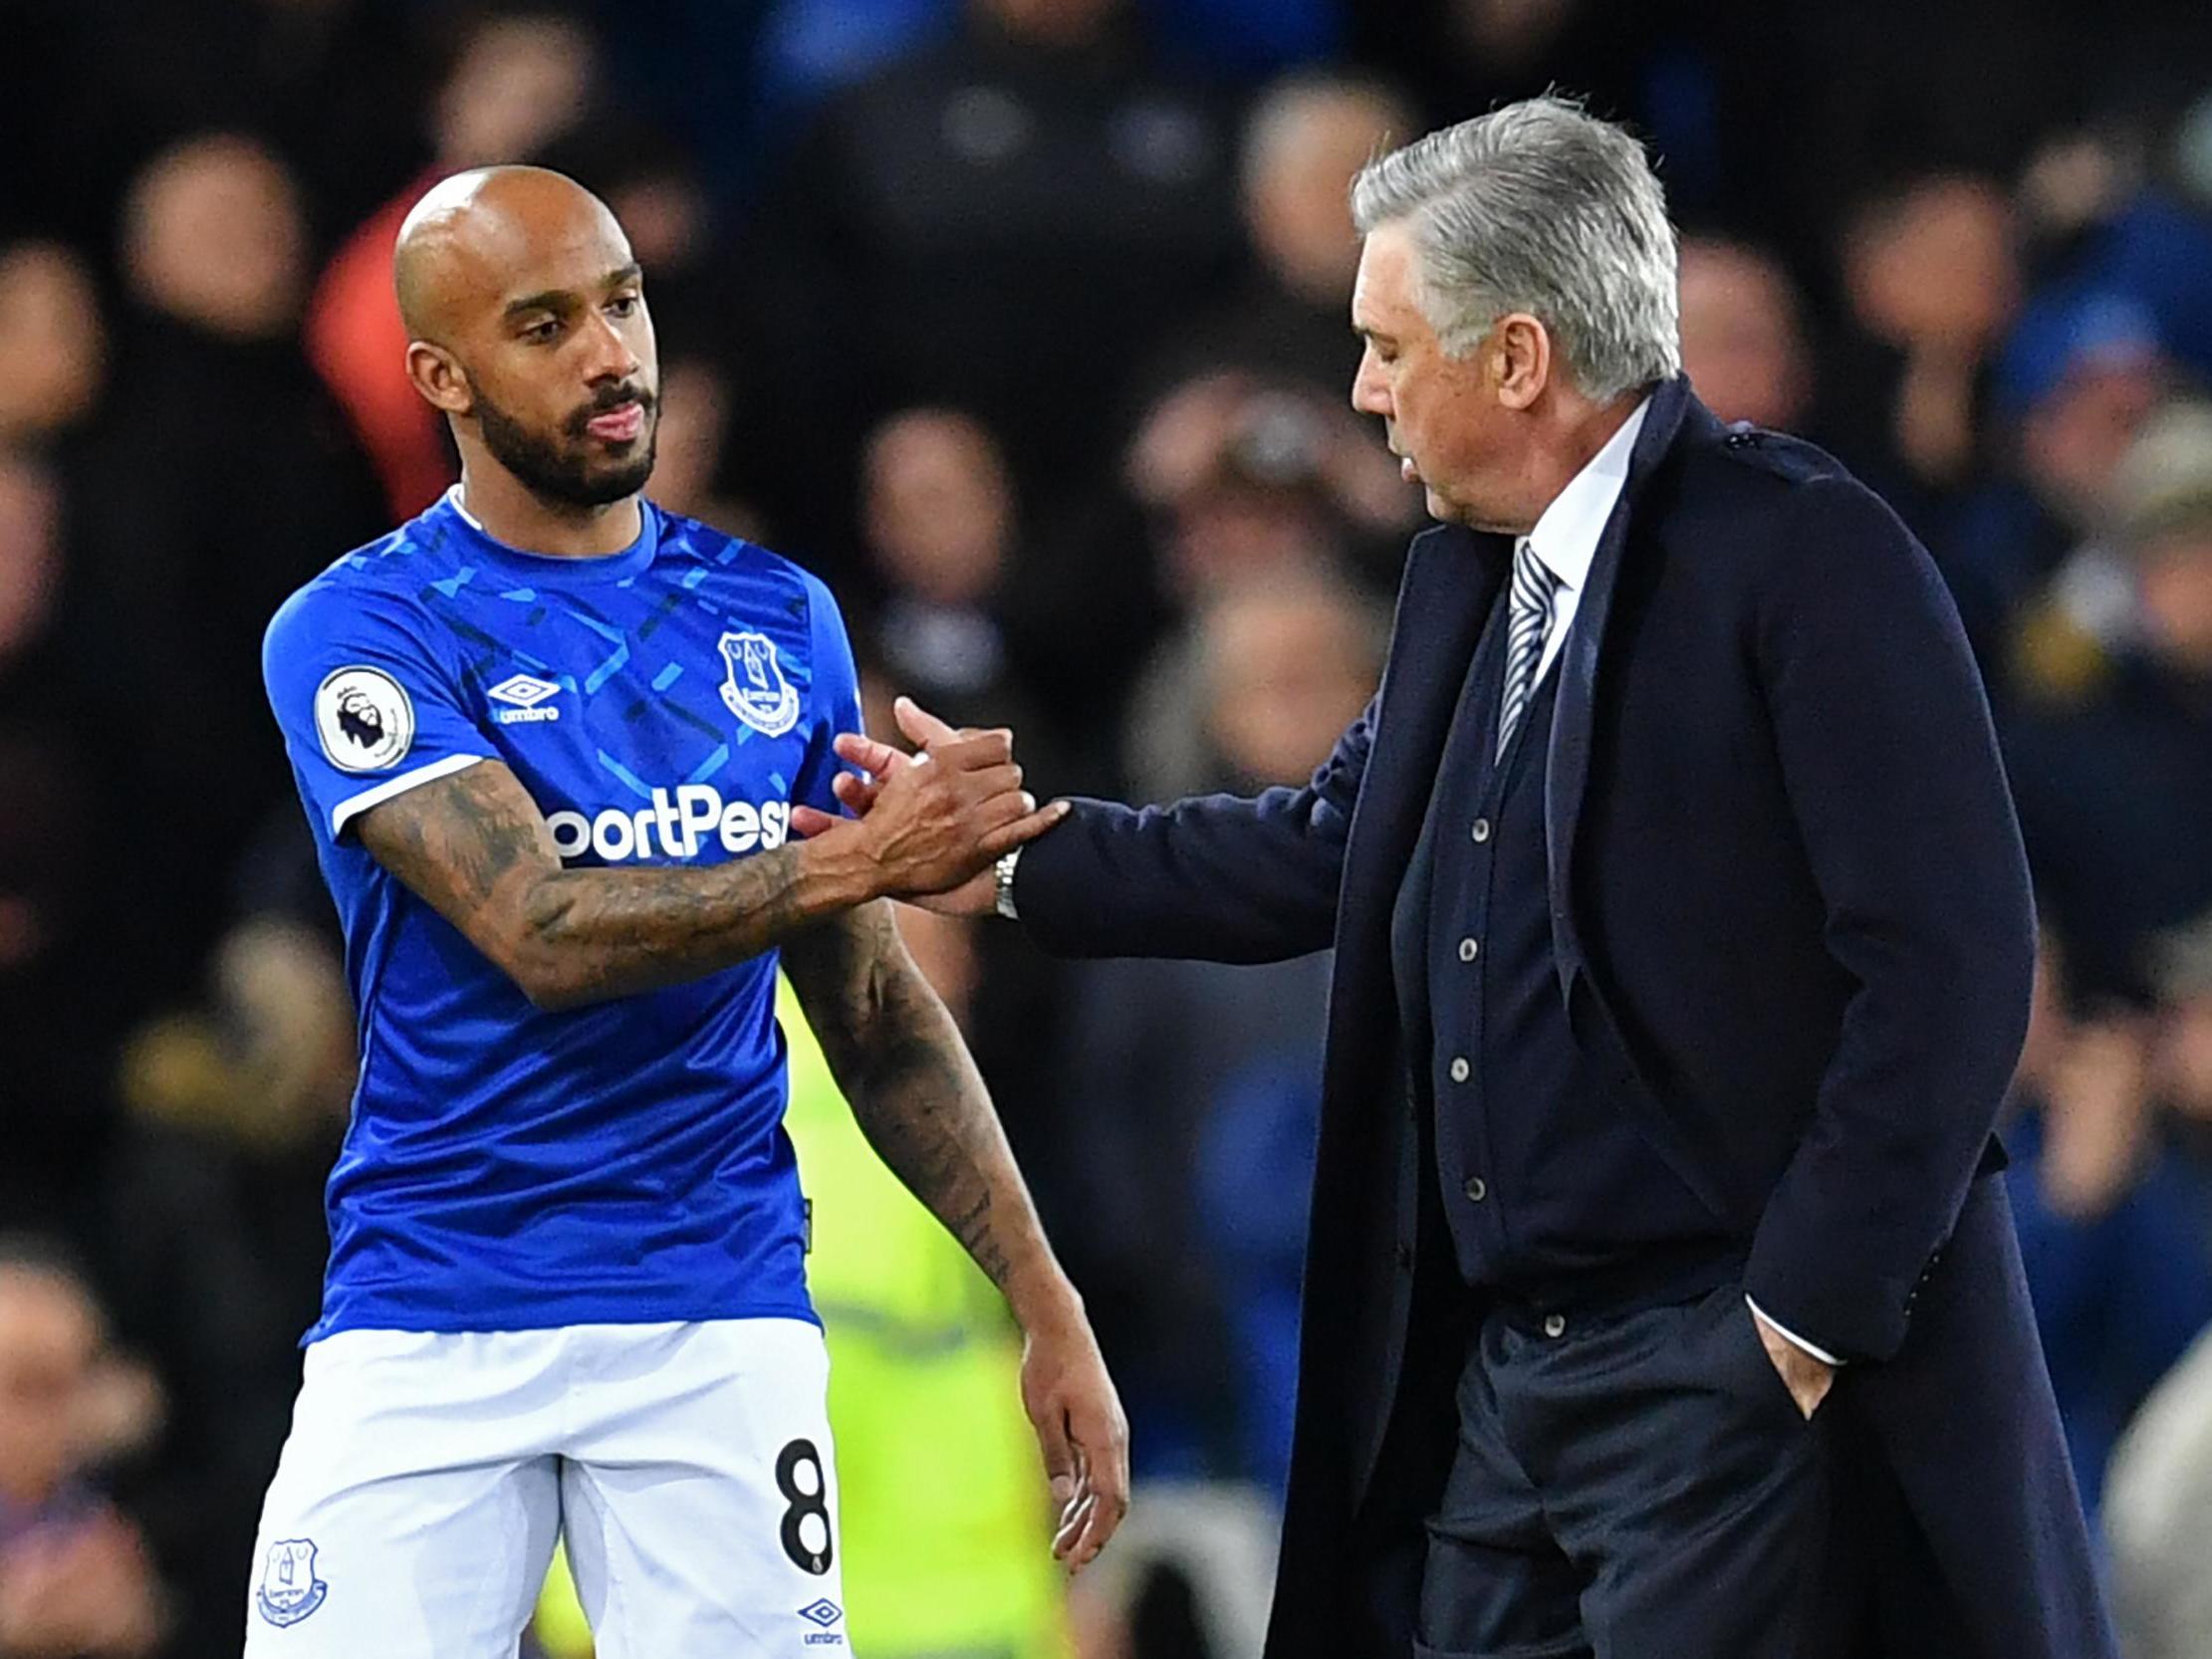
1497, 536, 1562, 761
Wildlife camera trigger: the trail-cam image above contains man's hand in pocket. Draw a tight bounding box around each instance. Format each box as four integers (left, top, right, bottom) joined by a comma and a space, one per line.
1751, 1306, 1837, 1420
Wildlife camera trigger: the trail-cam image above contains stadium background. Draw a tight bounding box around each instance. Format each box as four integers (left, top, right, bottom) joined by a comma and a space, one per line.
5, 0, 2212, 1653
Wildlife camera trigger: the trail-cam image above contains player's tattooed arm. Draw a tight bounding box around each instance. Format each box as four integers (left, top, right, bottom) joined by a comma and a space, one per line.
782, 901, 1130, 1568
354, 745, 1061, 1010
355, 759, 848, 1007
782, 898, 1042, 1291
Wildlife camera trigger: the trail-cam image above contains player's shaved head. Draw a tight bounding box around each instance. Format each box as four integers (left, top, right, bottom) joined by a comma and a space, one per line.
394, 164, 659, 515
394, 165, 624, 344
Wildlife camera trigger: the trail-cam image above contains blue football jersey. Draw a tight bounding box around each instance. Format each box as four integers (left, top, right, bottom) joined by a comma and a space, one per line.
263, 489, 862, 1341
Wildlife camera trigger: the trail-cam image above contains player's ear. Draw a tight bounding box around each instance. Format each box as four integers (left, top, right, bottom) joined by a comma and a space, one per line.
406, 342, 474, 416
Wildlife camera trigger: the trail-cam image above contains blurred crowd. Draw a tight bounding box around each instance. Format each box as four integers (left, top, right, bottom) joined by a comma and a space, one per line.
5, 1, 2212, 1654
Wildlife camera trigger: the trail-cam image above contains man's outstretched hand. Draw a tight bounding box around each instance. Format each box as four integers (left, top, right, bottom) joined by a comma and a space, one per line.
791, 697, 1064, 912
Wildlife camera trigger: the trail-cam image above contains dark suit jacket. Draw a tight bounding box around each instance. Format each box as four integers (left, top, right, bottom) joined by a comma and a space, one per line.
1015, 379, 2114, 1659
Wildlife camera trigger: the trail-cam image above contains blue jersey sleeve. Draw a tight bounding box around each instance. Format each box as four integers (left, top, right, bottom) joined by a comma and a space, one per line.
792, 573, 864, 819
263, 580, 497, 839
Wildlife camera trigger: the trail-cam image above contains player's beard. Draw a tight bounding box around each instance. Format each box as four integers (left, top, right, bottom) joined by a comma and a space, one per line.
472, 379, 658, 510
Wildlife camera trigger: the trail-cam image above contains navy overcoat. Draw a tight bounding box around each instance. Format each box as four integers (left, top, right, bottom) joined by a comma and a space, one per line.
1017, 377, 2113, 1659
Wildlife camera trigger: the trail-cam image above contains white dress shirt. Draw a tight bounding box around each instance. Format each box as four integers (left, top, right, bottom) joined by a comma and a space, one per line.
1517, 396, 1647, 690
1516, 395, 1841, 1373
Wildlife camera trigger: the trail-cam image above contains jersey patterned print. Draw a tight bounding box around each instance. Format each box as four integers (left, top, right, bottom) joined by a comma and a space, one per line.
263, 489, 862, 1341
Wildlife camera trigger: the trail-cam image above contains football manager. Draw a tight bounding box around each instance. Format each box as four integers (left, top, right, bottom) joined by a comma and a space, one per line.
822, 95, 2115, 1658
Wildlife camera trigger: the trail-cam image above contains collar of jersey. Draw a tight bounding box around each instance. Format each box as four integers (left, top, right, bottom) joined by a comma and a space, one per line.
439, 486, 661, 587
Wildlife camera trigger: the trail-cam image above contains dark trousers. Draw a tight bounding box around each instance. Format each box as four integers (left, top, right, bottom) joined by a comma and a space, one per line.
1418, 1279, 1842, 1659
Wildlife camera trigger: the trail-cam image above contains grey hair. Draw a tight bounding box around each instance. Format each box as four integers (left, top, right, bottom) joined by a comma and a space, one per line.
1350, 95, 1680, 400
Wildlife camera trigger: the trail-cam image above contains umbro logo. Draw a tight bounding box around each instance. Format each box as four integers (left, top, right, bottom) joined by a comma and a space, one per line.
797, 1599, 845, 1646
488, 673, 559, 707
487, 673, 562, 725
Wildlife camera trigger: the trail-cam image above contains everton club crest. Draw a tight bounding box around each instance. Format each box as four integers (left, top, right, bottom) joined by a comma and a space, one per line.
718, 631, 801, 737
256, 1538, 330, 1627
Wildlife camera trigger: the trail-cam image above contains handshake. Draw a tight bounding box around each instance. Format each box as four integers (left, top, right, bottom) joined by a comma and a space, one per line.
788, 695, 1060, 914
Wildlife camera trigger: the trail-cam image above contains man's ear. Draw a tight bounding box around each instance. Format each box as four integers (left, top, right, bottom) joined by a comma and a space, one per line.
1492, 313, 1552, 411
405, 342, 473, 416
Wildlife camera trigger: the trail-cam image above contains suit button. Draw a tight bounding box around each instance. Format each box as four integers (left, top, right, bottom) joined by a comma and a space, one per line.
1471, 818, 1492, 842
1394, 1243, 1414, 1270
1463, 1176, 1487, 1202
1458, 937, 1480, 962
1448, 1057, 1470, 1083
1543, 1313, 1567, 1338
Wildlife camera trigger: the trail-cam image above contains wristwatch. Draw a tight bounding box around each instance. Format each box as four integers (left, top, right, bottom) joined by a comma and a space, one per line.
993, 848, 1022, 920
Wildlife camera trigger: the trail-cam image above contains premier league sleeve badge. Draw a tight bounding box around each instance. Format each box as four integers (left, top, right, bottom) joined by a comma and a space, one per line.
313, 666, 416, 773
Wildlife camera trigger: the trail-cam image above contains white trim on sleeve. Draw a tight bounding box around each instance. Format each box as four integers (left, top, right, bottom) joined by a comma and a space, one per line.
1745, 1297, 1844, 1367
330, 753, 491, 837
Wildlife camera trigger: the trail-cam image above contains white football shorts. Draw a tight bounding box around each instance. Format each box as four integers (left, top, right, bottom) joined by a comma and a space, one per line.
243, 1317, 850, 1657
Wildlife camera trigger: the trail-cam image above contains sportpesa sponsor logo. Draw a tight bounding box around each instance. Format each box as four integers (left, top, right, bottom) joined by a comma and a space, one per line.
546, 785, 792, 863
